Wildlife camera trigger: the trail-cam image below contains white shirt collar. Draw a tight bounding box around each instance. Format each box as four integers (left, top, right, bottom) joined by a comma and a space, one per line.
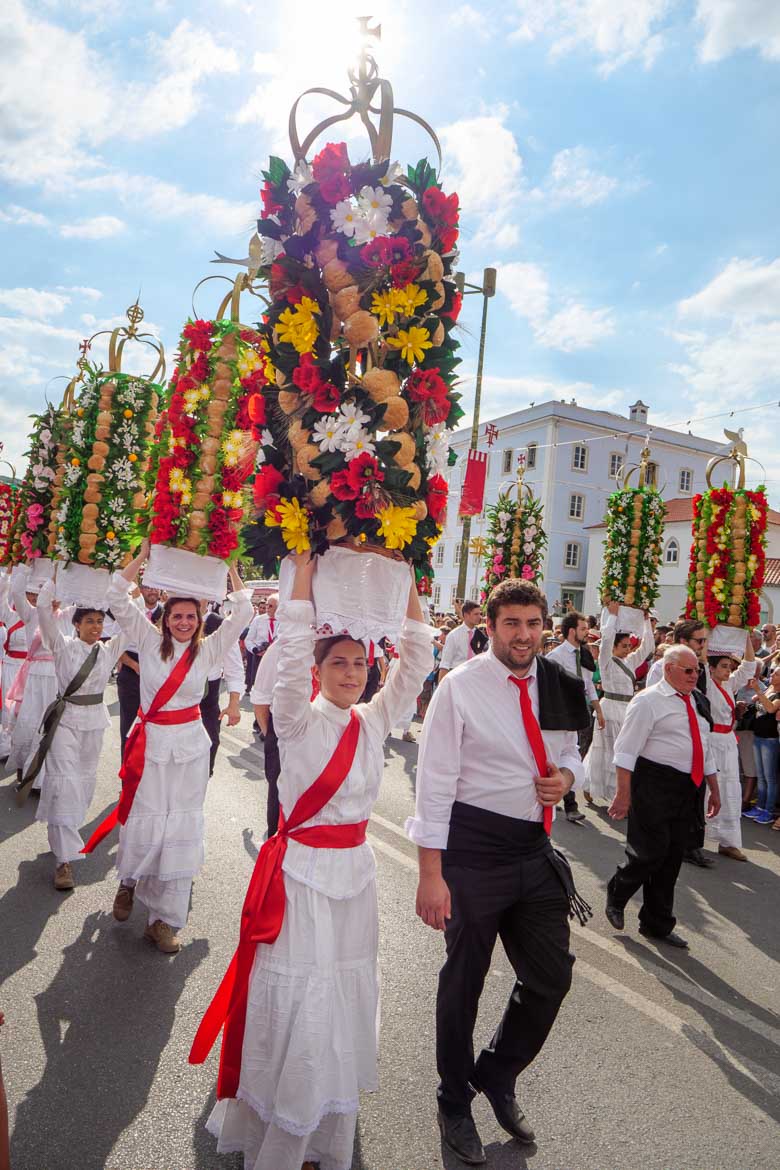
312, 691, 353, 726
484, 647, 539, 687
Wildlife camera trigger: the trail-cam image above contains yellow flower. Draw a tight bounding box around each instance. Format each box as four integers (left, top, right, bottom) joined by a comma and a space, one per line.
106, 530, 116, 540
376, 504, 418, 550
237, 349, 263, 378
222, 490, 243, 508
123, 409, 133, 419
426, 524, 444, 547
71, 457, 80, 467
169, 467, 192, 497
277, 297, 321, 355
128, 453, 138, 463
395, 283, 428, 317
385, 326, 432, 365
221, 429, 246, 468
370, 289, 401, 327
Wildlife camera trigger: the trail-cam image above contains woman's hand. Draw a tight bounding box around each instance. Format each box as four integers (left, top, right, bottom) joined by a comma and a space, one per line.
227, 563, 244, 592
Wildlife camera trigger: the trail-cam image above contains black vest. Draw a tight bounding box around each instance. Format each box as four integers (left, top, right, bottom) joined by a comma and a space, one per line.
535, 655, 590, 732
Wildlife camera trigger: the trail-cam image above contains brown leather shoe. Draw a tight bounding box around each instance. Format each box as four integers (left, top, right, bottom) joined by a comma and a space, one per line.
112, 883, 135, 921
54, 863, 75, 891
718, 845, 748, 862
144, 920, 181, 954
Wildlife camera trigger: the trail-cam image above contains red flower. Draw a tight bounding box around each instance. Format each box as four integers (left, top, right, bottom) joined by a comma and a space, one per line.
442, 289, 463, 322
285, 284, 307, 305
260, 180, 283, 218
439, 226, 459, 253
312, 381, 341, 413
331, 468, 358, 501
182, 319, 214, 352
241, 367, 268, 394
253, 464, 284, 508
292, 353, 325, 393
248, 393, 266, 425
312, 143, 351, 205
355, 494, 380, 519
345, 452, 383, 495
189, 352, 211, 385
426, 474, 448, 524
390, 259, 422, 287
362, 235, 411, 268
407, 367, 448, 403
422, 187, 448, 219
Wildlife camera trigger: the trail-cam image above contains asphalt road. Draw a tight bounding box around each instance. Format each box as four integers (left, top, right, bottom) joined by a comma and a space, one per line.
1, 686, 779, 1170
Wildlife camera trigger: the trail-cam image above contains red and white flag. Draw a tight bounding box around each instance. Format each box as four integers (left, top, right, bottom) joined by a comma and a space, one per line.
458, 449, 488, 517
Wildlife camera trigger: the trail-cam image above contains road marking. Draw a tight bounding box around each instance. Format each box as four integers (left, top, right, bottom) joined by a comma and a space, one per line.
368, 832, 780, 1088
371, 811, 412, 843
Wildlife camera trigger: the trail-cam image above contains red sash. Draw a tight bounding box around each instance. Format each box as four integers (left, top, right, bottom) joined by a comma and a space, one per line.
189, 709, 363, 1099
712, 680, 735, 735
81, 647, 199, 853
4, 619, 24, 657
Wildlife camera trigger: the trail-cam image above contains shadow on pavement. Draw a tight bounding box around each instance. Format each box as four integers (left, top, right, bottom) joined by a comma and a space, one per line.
192, 1088, 242, 1170
0, 804, 119, 989
10, 910, 208, 1170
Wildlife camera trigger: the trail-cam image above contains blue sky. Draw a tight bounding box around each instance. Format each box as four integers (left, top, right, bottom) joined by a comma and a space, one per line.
1, 0, 779, 497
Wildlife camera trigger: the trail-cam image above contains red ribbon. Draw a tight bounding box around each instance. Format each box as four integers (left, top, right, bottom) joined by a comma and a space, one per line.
509, 675, 553, 835
81, 647, 199, 853
189, 709, 363, 1099
712, 680, 735, 734
4, 620, 23, 657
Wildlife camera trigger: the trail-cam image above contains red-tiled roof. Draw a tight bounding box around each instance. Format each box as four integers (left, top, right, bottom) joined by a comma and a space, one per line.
586, 496, 780, 530
765, 559, 780, 587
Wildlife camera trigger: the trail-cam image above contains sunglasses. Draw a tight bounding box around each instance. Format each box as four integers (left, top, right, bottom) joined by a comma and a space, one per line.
671, 666, 698, 675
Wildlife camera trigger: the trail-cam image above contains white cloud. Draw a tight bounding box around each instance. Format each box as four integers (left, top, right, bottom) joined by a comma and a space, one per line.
456, 370, 625, 430
60, 215, 126, 240
0, 288, 70, 318
535, 303, 616, 350
496, 260, 615, 351
0, 204, 50, 227
75, 173, 255, 237
671, 257, 780, 409
678, 257, 780, 320
696, 0, 780, 63
451, 4, 490, 37
511, 0, 672, 74
440, 107, 523, 250
546, 146, 619, 205
55, 286, 102, 301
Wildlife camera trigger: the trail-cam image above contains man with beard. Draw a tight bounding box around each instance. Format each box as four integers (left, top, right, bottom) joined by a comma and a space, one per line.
407, 578, 590, 1163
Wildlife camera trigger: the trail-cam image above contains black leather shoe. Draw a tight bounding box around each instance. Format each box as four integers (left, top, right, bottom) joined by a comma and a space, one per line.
605, 901, 624, 930
683, 848, 715, 868
566, 809, 586, 824
639, 927, 689, 949
471, 1073, 535, 1144
437, 1110, 486, 1165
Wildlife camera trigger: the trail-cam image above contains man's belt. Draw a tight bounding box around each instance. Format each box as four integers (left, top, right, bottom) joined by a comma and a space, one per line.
602, 691, 631, 703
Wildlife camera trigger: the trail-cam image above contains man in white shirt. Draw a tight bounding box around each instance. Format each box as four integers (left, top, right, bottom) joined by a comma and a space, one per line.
437, 600, 484, 679
408, 578, 590, 1164
244, 593, 278, 691
547, 611, 605, 823
250, 636, 283, 837
606, 646, 721, 949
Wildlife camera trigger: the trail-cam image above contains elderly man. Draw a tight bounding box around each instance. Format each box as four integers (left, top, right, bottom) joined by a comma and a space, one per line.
605, 646, 721, 949
758, 622, 776, 658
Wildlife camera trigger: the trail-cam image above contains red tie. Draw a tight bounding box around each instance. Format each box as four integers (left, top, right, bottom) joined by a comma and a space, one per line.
509, 675, 553, 835
677, 693, 704, 787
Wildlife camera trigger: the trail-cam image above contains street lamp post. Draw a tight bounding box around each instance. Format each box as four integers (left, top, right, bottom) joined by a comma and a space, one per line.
455, 266, 497, 601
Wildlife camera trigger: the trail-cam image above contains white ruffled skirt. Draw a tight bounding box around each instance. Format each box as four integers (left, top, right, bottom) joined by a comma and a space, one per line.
0, 657, 23, 754
207, 874, 379, 1170
584, 714, 624, 803
8, 670, 57, 785
706, 733, 743, 849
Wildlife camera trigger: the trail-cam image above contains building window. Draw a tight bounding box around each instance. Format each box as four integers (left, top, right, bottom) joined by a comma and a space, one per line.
679, 468, 693, 494
502, 448, 513, 475
432, 583, 441, 608
454, 543, 462, 566
645, 461, 658, 487
526, 443, 537, 469
449, 584, 457, 607
664, 539, 679, 565
609, 452, 624, 480
569, 493, 585, 521
434, 542, 445, 567
469, 584, 480, 602
572, 444, 588, 472
564, 542, 581, 569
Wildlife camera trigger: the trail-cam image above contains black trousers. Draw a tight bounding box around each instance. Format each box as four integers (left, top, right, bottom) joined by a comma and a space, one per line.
245, 649, 261, 691
685, 780, 707, 852
116, 662, 141, 759
200, 679, 222, 777
264, 713, 281, 838
608, 756, 699, 937
436, 803, 574, 1117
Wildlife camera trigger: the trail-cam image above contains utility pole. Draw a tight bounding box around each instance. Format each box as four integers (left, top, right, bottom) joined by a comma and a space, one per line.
455, 266, 497, 601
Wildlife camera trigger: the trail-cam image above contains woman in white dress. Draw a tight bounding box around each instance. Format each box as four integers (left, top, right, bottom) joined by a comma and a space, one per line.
199, 552, 433, 1170
30, 578, 127, 889
704, 635, 756, 861
86, 539, 253, 954
584, 601, 654, 805
0, 569, 27, 760
7, 564, 57, 785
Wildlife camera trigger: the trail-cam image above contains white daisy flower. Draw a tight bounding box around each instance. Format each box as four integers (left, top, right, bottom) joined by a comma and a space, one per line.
353, 213, 388, 245
287, 160, 314, 196
342, 427, 376, 461
312, 414, 347, 453
358, 185, 393, 218
379, 161, 403, 188
330, 199, 359, 238
337, 402, 371, 432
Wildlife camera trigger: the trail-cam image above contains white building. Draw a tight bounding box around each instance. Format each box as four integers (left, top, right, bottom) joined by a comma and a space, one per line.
584, 499, 780, 623
432, 399, 733, 614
